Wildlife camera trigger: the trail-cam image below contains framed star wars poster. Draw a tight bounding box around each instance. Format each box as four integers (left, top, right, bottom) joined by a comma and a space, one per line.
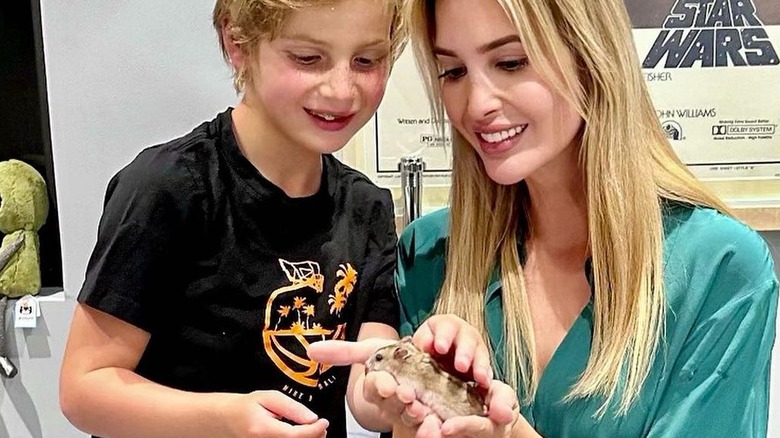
627, 0, 780, 229
357, 0, 780, 228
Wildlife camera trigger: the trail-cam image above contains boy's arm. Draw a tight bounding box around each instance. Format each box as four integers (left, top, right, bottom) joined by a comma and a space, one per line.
60, 304, 328, 438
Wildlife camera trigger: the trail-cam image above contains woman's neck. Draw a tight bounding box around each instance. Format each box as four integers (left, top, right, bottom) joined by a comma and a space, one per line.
231, 99, 323, 198
525, 149, 589, 259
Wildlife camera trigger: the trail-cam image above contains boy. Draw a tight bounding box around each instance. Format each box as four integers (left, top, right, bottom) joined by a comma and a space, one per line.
59, 1, 406, 436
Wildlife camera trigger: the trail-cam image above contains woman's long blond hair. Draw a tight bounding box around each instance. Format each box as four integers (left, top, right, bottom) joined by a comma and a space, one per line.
409, 0, 731, 415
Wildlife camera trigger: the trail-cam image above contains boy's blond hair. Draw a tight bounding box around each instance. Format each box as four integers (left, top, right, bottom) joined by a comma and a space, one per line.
213, 0, 407, 91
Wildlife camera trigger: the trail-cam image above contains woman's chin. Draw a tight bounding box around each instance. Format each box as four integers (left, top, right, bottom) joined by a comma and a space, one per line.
483, 163, 528, 186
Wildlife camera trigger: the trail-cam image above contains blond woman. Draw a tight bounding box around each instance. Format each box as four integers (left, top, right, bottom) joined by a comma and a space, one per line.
384, 0, 778, 436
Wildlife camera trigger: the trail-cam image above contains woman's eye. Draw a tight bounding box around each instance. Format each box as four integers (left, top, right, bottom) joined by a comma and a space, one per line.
438, 66, 466, 81
497, 58, 529, 71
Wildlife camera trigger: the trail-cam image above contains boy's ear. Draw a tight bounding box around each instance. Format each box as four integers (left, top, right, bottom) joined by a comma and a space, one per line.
220, 20, 247, 70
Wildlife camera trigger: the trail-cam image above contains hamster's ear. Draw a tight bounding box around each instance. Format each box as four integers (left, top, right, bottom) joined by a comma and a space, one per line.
399, 336, 423, 354
399, 336, 416, 347
393, 346, 412, 360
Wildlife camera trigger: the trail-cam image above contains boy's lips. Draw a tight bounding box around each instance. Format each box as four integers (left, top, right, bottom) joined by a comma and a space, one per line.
305, 108, 355, 132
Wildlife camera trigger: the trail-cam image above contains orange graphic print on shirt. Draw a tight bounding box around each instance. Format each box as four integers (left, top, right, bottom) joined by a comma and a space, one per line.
263, 259, 359, 387
329, 263, 358, 315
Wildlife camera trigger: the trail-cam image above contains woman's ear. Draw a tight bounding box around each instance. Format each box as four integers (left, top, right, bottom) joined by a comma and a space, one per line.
220, 20, 246, 71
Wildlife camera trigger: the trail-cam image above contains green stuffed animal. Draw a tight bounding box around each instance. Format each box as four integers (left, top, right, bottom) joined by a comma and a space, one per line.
0, 159, 48, 296
0, 159, 49, 378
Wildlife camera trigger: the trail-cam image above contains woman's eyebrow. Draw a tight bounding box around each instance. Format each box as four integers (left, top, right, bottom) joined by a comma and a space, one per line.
433, 34, 522, 57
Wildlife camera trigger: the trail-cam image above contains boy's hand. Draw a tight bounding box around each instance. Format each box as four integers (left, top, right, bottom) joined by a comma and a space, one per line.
217, 390, 329, 438
307, 338, 430, 428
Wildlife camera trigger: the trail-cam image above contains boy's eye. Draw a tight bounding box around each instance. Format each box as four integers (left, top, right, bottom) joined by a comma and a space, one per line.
438, 66, 466, 81
354, 53, 388, 69
292, 54, 321, 65
355, 57, 376, 66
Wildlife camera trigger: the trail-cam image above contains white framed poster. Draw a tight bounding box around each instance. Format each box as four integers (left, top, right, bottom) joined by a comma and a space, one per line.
363, 47, 453, 188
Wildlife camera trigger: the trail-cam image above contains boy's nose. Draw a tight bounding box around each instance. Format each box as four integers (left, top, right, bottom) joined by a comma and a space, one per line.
321, 64, 356, 101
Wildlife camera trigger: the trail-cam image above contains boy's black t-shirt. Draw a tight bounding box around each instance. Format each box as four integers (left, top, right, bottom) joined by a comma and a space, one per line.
78, 108, 399, 437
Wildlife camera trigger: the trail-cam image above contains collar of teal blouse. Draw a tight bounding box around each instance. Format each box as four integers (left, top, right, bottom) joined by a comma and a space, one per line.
484, 197, 680, 307
484, 254, 594, 306
483, 200, 686, 415
483, 252, 594, 400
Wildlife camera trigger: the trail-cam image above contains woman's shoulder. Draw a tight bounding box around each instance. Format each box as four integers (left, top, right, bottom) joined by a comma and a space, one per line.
398, 208, 450, 254
663, 203, 774, 270
395, 209, 451, 334
661, 202, 777, 307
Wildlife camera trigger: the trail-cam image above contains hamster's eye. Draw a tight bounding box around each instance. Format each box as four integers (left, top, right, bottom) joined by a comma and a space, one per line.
375, 353, 384, 362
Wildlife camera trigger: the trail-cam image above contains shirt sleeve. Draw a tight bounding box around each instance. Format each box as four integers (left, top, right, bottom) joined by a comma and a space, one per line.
394, 212, 448, 337
395, 228, 421, 337
646, 230, 779, 437
78, 147, 203, 333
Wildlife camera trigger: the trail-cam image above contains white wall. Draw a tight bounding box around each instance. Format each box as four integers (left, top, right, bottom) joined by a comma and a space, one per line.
1, 1, 235, 437
42, 1, 237, 296
0, 1, 778, 437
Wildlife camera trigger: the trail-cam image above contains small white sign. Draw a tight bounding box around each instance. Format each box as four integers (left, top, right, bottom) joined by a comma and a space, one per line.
14, 295, 39, 329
